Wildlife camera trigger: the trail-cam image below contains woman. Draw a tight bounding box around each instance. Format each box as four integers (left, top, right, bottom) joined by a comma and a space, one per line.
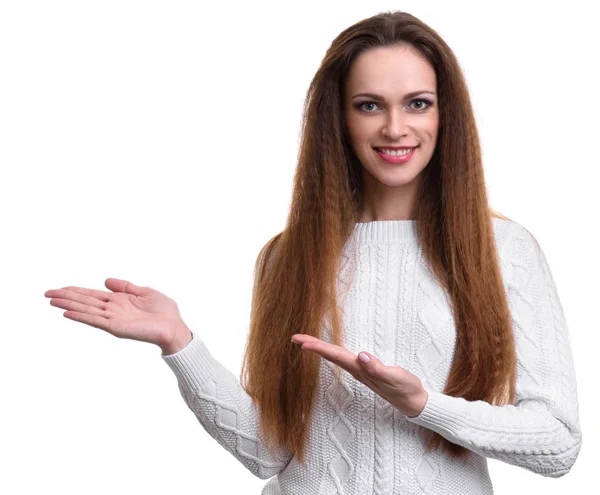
44, 10, 582, 494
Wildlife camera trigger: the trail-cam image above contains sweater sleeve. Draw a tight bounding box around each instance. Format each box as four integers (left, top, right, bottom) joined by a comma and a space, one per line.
161, 332, 294, 479
406, 225, 582, 478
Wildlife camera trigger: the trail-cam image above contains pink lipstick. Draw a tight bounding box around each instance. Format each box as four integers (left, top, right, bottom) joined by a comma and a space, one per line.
374, 146, 418, 164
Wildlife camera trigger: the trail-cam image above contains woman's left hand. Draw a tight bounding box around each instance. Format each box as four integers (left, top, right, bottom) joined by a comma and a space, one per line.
291, 334, 429, 418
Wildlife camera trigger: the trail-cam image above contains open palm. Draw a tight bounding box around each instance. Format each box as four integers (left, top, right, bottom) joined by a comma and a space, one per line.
44, 277, 186, 349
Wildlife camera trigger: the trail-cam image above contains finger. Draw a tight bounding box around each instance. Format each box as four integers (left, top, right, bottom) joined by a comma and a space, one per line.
300, 340, 363, 376
49, 296, 108, 318
62, 310, 115, 334
358, 352, 400, 385
292, 336, 382, 389
292, 335, 364, 375
358, 351, 387, 377
302, 344, 379, 391
45, 287, 113, 304
105, 278, 146, 296
291, 334, 317, 344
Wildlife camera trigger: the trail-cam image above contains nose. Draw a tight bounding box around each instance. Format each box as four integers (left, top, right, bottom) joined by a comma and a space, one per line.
381, 107, 409, 140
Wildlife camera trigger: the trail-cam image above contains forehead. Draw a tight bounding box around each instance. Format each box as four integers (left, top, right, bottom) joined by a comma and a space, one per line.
345, 45, 436, 95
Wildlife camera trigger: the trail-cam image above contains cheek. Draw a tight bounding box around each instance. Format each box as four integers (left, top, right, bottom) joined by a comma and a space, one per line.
346, 113, 371, 136
426, 115, 440, 139
347, 121, 377, 147
345, 115, 361, 141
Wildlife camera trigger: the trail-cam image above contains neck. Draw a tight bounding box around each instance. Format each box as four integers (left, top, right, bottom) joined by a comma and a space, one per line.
359, 170, 421, 221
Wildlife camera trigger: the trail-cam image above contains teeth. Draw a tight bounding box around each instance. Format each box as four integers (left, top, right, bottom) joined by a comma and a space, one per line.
378, 147, 415, 156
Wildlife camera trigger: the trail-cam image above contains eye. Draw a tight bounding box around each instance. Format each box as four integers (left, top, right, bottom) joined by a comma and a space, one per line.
410, 98, 433, 110
356, 101, 380, 113
355, 98, 434, 113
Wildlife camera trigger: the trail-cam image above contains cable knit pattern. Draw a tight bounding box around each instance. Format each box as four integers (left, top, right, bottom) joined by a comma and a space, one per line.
325, 357, 355, 491
395, 242, 417, 494
373, 244, 394, 494
324, 240, 357, 493
166, 339, 292, 480
161, 218, 582, 494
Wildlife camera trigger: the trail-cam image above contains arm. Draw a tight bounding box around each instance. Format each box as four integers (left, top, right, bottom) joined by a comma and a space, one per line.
161, 332, 294, 479
406, 225, 582, 477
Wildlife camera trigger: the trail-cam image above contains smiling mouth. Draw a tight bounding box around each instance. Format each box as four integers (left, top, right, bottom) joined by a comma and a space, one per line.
373, 146, 418, 155
373, 146, 418, 164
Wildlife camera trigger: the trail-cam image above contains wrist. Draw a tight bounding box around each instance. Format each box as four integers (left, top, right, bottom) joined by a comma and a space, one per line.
161, 323, 193, 355
406, 388, 429, 418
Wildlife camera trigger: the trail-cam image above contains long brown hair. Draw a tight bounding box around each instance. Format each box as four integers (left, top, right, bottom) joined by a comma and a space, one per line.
240, 10, 531, 464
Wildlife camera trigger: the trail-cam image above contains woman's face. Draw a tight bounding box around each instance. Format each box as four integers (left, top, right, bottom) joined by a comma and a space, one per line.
343, 44, 439, 198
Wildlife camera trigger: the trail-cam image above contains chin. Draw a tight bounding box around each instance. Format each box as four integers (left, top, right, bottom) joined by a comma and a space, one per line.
377, 176, 418, 188
375, 164, 421, 182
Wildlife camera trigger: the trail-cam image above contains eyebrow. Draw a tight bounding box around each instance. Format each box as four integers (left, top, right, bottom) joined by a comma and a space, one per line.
351, 90, 436, 100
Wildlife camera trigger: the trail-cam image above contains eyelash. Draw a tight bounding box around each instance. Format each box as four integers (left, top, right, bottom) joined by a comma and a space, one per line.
355, 98, 434, 113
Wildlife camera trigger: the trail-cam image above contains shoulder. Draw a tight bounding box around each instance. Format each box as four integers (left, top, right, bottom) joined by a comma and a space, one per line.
492, 217, 532, 257
492, 218, 552, 291
492, 217, 539, 256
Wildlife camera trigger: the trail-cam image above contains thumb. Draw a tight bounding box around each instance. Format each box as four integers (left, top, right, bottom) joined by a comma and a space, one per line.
105, 278, 148, 296
358, 351, 381, 374
359, 352, 396, 382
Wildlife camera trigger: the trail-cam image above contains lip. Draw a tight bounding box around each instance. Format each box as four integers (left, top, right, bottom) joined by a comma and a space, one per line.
374, 146, 418, 164
374, 146, 417, 150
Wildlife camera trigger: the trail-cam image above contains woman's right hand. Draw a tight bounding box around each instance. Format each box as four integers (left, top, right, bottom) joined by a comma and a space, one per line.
44, 277, 192, 352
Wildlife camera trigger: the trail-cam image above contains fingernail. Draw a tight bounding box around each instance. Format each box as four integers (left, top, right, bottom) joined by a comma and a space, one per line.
358, 352, 370, 363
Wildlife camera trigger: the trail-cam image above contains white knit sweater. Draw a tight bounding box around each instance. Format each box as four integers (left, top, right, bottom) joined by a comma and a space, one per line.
161, 218, 582, 494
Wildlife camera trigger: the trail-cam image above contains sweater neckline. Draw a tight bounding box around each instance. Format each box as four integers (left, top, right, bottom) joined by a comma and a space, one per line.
353, 219, 418, 244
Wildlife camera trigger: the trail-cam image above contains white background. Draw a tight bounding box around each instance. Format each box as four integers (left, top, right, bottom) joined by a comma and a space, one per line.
1, 0, 596, 493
